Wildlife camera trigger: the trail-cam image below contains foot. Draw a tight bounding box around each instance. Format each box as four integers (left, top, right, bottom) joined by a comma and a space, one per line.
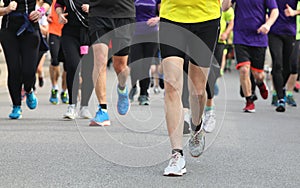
188, 129, 205, 157
117, 86, 130, 115
38, 77, 44, 87
163, 152, 186, 176
243, 100, 255, 113
79, 106, 92, 119
128, 87, 137, 102
203, 110, 216, 133
258, 82, 268, 100
26, 91, 38, 110
63, 105, 76, 120
286, 95, 297, 107
183, 111, 191, 135
90, 106, 111, 126
9, 105, 22, 119
49, 89, 59, 104
60, 91, 69, 104
276, 99, 286, 112
138, 95, 150, 105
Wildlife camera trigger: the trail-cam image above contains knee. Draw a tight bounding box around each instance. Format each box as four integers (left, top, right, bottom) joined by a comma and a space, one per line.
239, 66, 250, 77
113, 62, 127, 74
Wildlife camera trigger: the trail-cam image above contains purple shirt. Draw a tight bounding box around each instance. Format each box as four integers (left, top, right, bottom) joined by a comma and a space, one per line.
134, 0, 160, 35
270, 0, 298, 36
232, 0, 278, 47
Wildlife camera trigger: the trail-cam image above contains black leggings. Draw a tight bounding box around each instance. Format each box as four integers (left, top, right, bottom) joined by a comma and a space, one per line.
61, 35, 93, 105
0, 30, 40, 106
128, 33, 158, 96
206, 43, 225, 99
49, 33, 65, 67
268, 34, 295, 99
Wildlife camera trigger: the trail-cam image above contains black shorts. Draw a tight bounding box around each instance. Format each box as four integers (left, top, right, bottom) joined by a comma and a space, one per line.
235, 44, 266, 72
159, 18, 220, 67
89, 17, 135, 56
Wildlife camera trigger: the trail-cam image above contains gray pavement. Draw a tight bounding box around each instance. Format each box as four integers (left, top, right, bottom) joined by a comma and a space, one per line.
0, 68, 300, 188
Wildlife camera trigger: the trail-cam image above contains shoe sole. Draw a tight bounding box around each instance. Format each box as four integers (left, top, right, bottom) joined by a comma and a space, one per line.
163, 168, 187, 176
63, 116, 75, 120
89, 120, 111, 126
276, 106, 286, 112
243, 109, 255, 113
9, 115, 22, 120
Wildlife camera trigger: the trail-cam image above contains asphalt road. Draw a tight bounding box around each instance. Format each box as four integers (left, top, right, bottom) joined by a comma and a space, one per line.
0, 69, 299, 188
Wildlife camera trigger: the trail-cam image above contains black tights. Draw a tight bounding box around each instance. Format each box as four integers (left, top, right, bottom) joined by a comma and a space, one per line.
1, 30, 40, 106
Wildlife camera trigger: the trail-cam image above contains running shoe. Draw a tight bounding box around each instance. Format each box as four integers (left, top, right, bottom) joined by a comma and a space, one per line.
79, 106, 92, 119
258, 82, 268, 99
286, 95, 297, 107
129, 87, 137, 102
243, 100, 255, 113
63, 105, 76, 119
276, 99, 286, 112
117, 86, 130, 115
9, 105, 22, 119
138, 95, 150, 105
60, 91, 69, 104
203, 110, 216, 133
163, 152, 186, 176
188, 129, 205, 158
214, 83, 219, 96
26, 91, 38, 110
153, 86, 160, 94
49, 89, 59, 104
90, 106, 111, 126
159, 74, 164, 89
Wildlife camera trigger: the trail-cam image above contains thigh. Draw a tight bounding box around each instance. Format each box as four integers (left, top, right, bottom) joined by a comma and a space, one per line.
235, 44, 251, 69
61, 35, 81, 71
159, 18, 186, 60
250, 47, 266, 72
188, 18, 220, 68
268, 34, 284, 69
20, 31, 40, 70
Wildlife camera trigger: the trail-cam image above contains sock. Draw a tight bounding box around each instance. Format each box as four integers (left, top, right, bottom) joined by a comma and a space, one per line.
272, 90, 277, 96
172, 149, 183, 156
246, 96, 252, 102
100, 104, 107, 112
52, 85, 59, 90
256, 81, 263, 87
286, 91, 293, 97
191, 120, 202, 132
205, 106, 214, 112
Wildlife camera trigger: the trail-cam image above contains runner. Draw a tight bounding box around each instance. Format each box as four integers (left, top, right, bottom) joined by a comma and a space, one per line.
47, 0, 68, 104
268, 0, 300, 112
160, 0, 221, 176
0, 0, 51, 119
88, 0, 135, 126
224, 0, 279, 113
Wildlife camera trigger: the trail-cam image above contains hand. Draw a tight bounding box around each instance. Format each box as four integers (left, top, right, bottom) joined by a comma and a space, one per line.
220, 32, 228, 41
81, 4, 89, 13
29, 10, 41, 23
284, 4, 296, 17
257, 23, 270, 35
58, 12, 68, 24
47, 14, 53, 23
6, 1, 17, 13
147, 17, 160, 27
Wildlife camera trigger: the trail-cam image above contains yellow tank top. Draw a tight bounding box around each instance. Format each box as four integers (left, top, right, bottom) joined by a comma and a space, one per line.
160, 0, 221, 23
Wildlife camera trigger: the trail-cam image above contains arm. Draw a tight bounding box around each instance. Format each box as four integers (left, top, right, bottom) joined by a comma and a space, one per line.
0, 1, 17, 16
222, 0, 232, 11
220, 19, 234, 41
257, 8, 279, 35
147, 3, 160, 27
29, 1, 51, 23
55, 3, 68, 24
285, 4, 300, 17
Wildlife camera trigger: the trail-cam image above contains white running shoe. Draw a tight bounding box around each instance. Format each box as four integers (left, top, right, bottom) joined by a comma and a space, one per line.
188, 129, 205, 157
163, 152, 186, 176
203, 110, 216, 133
79, 106, 92, 119
63, 105, 76, 120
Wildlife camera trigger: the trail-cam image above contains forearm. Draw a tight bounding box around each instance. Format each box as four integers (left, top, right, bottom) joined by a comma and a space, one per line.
224, 20, 234, 35
0, 7, 9, 16
266, 8, 279, 27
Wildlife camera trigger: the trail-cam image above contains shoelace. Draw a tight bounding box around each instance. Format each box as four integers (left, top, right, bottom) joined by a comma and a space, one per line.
170, 153, 181, 167
192, 131, 200, 145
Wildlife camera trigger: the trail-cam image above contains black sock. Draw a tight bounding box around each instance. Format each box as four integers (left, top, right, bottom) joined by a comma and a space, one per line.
191, 120, 202, 132
256, 81, 263, 87
172, 149, 183, 156
100, 104, 107, 110
246, 96, 252, 102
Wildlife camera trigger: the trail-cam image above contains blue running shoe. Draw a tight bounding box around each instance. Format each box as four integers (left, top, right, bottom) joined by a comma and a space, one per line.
60, 91, 69, 104
117, 86, 130, 115
26, 92, 38, 109
286, 95, 297, 107
49, 89, 59, 104
276, 99, 286, 112
9, 105, 22, 119
89, 106, 111, 126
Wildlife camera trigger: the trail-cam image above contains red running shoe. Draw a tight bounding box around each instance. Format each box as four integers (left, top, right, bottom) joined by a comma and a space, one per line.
243, 100, 255, 113
258, 82, 268, 100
